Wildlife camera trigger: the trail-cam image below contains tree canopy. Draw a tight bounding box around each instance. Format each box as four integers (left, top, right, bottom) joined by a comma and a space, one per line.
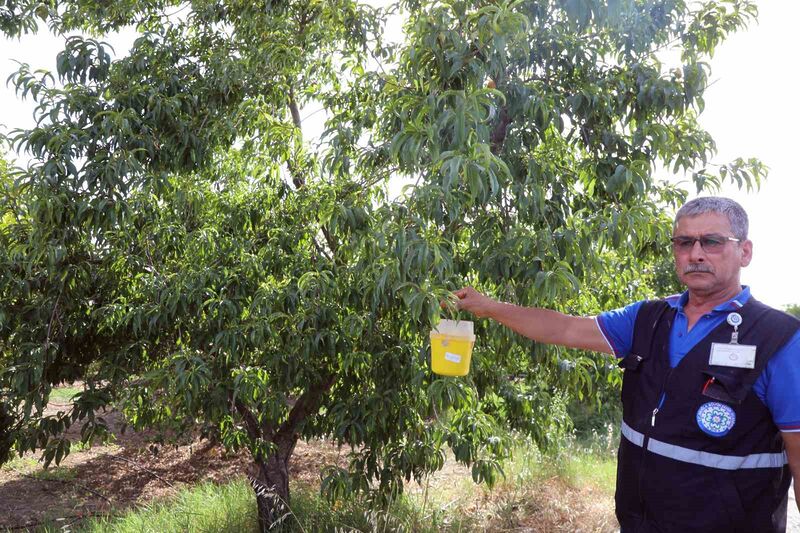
0, 0, 765, 528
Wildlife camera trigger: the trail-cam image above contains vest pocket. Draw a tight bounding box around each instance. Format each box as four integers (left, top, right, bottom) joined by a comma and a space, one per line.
701, 370, 748, 404
618, 353, 646, 371
619, 354, 646, 408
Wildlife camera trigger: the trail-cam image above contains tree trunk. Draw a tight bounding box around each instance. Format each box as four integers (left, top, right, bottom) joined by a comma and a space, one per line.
238, 373, 335, 531
0, 403, 14, 465
250, 437, 297, 532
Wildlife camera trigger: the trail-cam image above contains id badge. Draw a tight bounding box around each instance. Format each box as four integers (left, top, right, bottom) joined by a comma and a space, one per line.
709, 342, 756, 369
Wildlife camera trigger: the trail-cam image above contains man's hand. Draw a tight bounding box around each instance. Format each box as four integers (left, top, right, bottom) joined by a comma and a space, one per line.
449, 287, 614, 355
452, 287, 498, 318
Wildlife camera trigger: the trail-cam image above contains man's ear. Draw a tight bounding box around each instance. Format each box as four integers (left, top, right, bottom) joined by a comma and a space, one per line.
740, 239, 753, 267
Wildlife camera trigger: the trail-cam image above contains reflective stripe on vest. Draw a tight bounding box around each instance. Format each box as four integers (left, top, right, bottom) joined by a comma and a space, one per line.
621, 420, 787, 470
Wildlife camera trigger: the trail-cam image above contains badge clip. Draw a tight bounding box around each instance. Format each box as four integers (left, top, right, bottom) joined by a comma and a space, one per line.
710, 313, 755, 369
727, 313, 742, 344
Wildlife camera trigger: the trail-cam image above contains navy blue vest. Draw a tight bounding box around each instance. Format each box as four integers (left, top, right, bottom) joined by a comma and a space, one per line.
615, 297, 799, 533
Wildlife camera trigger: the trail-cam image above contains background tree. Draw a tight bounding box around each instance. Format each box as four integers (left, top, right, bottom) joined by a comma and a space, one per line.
0, 0, 765, 529
785, 304, 800, 319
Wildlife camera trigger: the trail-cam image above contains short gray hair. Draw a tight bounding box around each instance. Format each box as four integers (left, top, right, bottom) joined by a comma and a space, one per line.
674, 197, 749, 239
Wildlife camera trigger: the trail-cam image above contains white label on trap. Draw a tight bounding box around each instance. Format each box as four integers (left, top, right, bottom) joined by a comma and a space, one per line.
444, 352, 461, 363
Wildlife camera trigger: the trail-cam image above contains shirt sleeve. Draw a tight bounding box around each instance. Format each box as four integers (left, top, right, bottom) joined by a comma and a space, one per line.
595, 300, 645, 358
756, 330, 800, 432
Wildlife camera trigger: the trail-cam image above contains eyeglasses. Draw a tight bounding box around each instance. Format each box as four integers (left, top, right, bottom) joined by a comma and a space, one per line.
670, 235, 741, 253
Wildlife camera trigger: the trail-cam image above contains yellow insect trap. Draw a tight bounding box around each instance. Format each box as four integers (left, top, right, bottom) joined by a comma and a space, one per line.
430, 319, 475, 376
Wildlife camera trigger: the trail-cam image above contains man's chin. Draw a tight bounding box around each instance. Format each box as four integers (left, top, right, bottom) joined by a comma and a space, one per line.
680, 276, 715, 290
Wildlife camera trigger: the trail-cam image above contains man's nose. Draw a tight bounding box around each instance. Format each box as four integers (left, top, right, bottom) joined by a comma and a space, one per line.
689, 240, 707, 261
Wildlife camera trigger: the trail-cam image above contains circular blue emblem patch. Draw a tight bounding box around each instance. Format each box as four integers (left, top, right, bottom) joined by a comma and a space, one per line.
696, 402, 736, 437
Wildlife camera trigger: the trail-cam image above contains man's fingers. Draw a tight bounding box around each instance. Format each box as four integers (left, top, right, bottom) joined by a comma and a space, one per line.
442, 288, 468, 310
441, 289, 460, 309
453, 287, 470, 299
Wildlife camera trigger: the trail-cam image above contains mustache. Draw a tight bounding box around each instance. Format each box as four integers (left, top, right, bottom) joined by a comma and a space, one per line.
684, 264, 714, 274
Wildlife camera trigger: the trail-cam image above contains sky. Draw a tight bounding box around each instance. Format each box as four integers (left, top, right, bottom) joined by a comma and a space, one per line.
1, 2, 799, 308
688, 2, 800, 308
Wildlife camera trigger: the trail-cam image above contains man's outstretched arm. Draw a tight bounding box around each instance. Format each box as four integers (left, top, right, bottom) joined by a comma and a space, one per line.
453, 287, 614, 355
783, 432, 800, 512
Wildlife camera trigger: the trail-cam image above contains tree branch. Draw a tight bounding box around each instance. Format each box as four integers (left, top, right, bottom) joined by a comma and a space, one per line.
234, 396, 268, 440
490, 106, 512, 154
45, 290, 63, 351
274, 373, 336, 446
288, 86, 302, 131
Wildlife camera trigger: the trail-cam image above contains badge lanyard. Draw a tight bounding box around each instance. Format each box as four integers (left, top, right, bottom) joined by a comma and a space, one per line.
727, 312, 742, 344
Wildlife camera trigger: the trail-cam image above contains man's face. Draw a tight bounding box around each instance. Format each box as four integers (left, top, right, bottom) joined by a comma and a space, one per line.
672, 212, 752, 297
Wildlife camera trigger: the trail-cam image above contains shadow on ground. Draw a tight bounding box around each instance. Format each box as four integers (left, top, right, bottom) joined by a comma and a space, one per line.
0, 409, 343, 530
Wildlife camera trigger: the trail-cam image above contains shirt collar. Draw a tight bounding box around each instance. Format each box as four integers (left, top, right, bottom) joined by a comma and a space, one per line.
667, 286, 751, 312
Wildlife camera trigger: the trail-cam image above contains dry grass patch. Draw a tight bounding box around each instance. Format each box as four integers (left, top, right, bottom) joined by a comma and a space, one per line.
482, 476, 616, 532
398, 445, 617, 532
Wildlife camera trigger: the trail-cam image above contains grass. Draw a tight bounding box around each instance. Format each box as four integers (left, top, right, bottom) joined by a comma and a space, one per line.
49, 384, 82, 403
16, 464, 79, 482
1, 452, 79, 480
286, 489, 463, 532
72, 439, 101, 452
42, 480, 257, 533
33, 436, 618, 533
560, 452, 617, 496
1, 455, 39, 472
34, 465, 79, 482
48, 481, 466, 533
559, 422, 619, 496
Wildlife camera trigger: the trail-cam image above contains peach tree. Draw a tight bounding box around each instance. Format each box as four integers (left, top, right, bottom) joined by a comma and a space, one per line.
0, 0, 765, 529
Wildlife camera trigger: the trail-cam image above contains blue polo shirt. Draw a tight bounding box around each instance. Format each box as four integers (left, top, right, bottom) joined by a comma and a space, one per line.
596, 286, 800, 432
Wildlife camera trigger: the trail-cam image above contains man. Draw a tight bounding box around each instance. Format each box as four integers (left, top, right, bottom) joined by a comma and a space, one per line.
454, 197, 800, 532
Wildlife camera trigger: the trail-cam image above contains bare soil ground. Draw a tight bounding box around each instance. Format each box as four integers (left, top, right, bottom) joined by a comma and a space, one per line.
0, 403, 350, 531
1, 400, 616, 532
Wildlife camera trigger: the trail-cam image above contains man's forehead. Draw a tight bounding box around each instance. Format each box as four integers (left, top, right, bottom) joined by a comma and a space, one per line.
673, 212, 732, 234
